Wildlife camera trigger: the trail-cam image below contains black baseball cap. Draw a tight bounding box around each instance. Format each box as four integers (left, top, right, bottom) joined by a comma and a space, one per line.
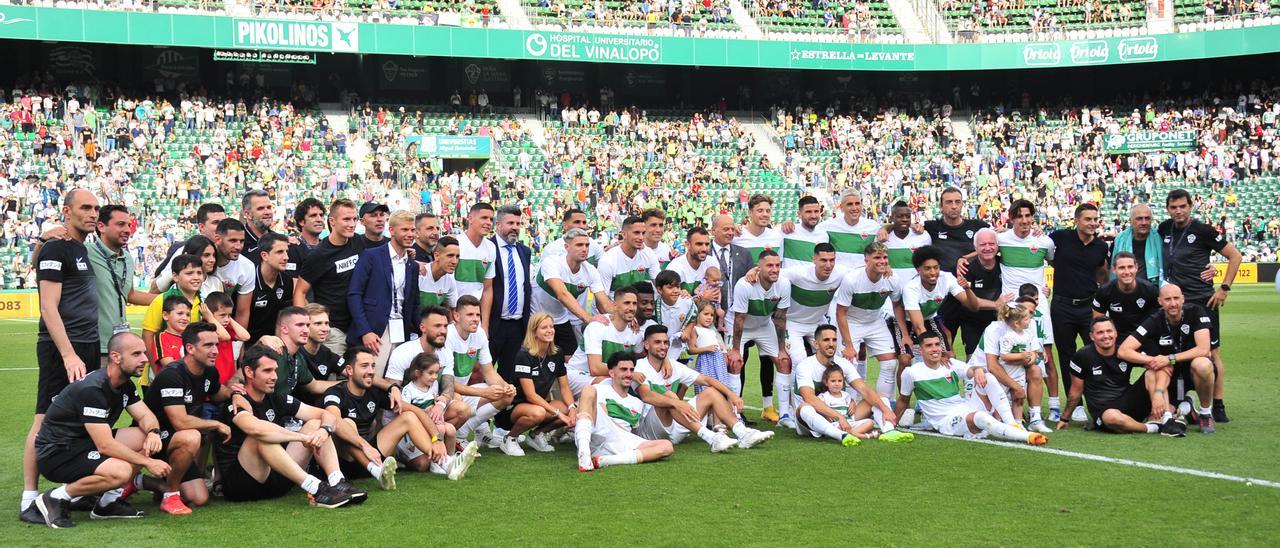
359, 202, 390, 217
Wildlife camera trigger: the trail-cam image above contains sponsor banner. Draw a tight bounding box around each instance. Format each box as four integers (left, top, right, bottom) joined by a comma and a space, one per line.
145, 48, 200, 80
47, 43, 99, 78
212, 49, 316, 64
0, 291, 36, 319
451, 59, 511, 91
1104, 130, 1198, 154
1, 7, 1280, 71
617, 65, 668, 97
409, 135, 492, 159
1216, 262, 1258, 284
374, 56, 429, 90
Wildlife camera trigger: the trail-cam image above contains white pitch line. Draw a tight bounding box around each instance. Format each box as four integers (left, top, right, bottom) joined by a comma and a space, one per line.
0, 367, 38, 371
741, 405, 1279, 488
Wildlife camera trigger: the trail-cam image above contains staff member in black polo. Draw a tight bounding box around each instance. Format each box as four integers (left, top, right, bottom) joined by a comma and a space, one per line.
927, 187, 990, 349
1048, 203, 1109, 400
1158, 188, 1243, 422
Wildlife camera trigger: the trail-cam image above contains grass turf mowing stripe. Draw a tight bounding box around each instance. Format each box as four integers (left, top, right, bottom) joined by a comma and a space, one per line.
910, 430, 1280, 489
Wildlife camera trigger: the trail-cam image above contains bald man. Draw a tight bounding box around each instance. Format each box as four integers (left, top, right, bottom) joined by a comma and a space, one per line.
22, 189, 103, 523
1118, 284, 1217, 434
710, 214, 756, 422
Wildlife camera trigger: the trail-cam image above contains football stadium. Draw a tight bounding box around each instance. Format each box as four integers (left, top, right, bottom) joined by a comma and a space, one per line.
1, 0, 1279, 543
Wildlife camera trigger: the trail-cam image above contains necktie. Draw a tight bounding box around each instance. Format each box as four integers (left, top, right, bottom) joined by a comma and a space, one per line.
719, 247, 732, 306
505, 245, 518, 317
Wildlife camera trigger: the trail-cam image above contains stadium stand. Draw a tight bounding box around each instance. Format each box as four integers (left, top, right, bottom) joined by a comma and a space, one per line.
943, 0, 1147, 42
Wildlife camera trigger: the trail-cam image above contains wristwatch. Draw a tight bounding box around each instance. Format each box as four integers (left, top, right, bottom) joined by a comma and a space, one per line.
320, 424, 336, 435
148, 428, 161, 435
1220, 284, 1231, 292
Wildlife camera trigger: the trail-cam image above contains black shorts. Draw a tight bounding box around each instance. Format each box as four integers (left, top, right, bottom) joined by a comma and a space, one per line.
891, 317, 951, 355
1088, 380, 1153, 432
220, 458, 295, 502
156, 430, 206, 484
1167, 362, 1206, 403
495, 406, 516, 431
338, 438, 383, 479
36, 339, 100, 414
553, 322, 579, 364
36, 437, 109, 485
1206, 306, 1221, 350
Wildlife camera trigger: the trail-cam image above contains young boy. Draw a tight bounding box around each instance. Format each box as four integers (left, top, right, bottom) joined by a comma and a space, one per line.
1018, 283, 1061, 421
203, 291, 250, 387
704, 266, 725, 332
142, 254, 205, 387
148, 294, 192, 386
653, 270, 697, 359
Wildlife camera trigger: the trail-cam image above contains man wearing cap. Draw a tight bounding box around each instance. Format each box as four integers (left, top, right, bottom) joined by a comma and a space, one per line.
358, 202, 390, 249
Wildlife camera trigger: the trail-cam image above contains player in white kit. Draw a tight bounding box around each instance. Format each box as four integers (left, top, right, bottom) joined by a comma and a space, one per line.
573, 352, 674, 472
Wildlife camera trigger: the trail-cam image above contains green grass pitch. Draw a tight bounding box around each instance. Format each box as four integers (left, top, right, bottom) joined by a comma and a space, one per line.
1, 286, 1278, 545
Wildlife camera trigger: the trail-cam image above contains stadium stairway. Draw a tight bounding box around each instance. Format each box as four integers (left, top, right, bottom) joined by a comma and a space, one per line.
741, 115, 786, 167
497, 0, 534, 29
322, 104, 349, 138
520, 113, 548, 149
886, 0, 934, 44
950, 111, 974, 143
728, 0, 764, 39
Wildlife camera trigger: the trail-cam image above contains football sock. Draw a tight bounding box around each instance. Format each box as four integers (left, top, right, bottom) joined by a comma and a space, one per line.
327, 471, 345, 486
731, 422, 750, 438
799, 406, 845, 441
875, 365, 896, 399
976, 379, 1018, 425
775, 372, 793, 415
49, 486, 71, 502
853, 360, 867, 380
97, 488, 123, 506
459, 404, 500, 439
1145, 422, 1160, 434
974, 411, 1035, 442
696, 427, 718, 445
597, 450, 640, 467
1177, 400, 1192, 417
574, 418, 593, 463
728, 374, 742, 397
300, 475, 322, 495
21, 490, 38, 510
366, 462, 383, 478
1029, 406, 1043, 423
1199, 406, 1213, 417
761, 395, 771, 410
872, 397, 896, 431
162, 491, 179, 500
1048, 397, 1061, 409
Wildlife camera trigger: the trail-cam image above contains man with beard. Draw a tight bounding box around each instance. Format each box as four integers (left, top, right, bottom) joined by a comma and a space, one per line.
665, 227, 719, 299
780, 195, 828, 270
87, 205, 156, 367
239, 190, 275, 255
209, 219, 257, 331
926, 188, 990, 350
294, 199, 364, 354
539, 209, 605, 264
412, 212, 441, 264
487, 205, 532, 374
247, 233, 294, 346
531, 229, 612, 364
385, 307, 474, 433
289, 198, 326, 268
357, 202, 390, 248
418, 236, 461, 311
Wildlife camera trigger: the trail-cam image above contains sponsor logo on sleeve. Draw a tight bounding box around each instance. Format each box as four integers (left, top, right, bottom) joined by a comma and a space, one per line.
160, 388, 184, 398
82, 406, 108, 418
40, 260, 61, 270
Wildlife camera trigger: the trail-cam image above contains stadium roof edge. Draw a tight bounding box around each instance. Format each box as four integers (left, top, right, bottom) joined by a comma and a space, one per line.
0, 6, 1277, 71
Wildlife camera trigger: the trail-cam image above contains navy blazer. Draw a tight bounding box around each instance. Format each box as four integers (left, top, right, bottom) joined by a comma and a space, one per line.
489, 237, 533, 320
346, 245, 421, 344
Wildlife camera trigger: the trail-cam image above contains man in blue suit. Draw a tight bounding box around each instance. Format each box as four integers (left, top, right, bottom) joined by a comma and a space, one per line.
348, 210, 421, 376
488, 205, 533, 381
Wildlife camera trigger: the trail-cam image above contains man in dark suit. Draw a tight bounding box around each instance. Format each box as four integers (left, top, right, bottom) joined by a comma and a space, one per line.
711, 214, 755, 424
347, 211, 421, 376
488, 205, 532, 381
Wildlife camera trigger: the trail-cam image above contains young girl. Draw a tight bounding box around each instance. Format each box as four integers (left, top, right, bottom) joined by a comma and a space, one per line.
994, 301, 1052, 434
398, 352, 477, 481
817, 365, 878, 445
683, 302, 728, 395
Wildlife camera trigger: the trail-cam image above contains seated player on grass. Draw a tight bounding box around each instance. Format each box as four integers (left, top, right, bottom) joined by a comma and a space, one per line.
895, 332, 1048, 446
573, 352, 674, 472
215, 345, 364, 509
393, 352, 478, 480
33, 333, 171, 529
631, 325, 774, 452
793, 324, 914, 445
1058, 317, 1186, 437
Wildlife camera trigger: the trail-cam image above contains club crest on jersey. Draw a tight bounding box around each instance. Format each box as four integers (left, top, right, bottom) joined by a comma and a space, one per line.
1187, 234, 1197, 243
88, 451, 101, 460
1118, 362, 1129, 373
1181, 324, 1190, 334
122, 393, 129, 408
265, 409, 276, 422
1136, 298, 1146, 308
965, 230, 974, 239
1029, 245, 1039, 253
205, 380, 212, 392
366, 401, 376, 413
317, 364, 328, 376
576, 283, 587, 291
276, 287, 284, 299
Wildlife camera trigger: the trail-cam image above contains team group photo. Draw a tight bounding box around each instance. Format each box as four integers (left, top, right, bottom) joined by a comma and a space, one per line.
1, 1, 1278, 544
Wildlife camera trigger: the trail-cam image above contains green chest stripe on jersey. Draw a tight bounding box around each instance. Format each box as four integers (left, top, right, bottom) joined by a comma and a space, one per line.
680, 281, 701, 294
999, 245, 1048, 268
537, 272, 587, 298
782, 238, 816, 261
411, 397, 435, 409
609, 269, 652, 292
745, 246, 776, 262
587, 255, 600, 267
914, 375, 962, 401
791, 285, 836, 308
660, 260, 672, 270
1010, 344, 1027, 353
605, 399, 643, 427
832, 405, 849, 414
600, 339, 631, 362
828, 231, 873, 254
452, 352, 479, 377
848, 291, 889, 310
455, 258, 489, 283
920, 298, 942, 318
747, 298, 780, 317
647, 381, 683, 395
887, 248, 915, 269
419, 292, 448, 309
